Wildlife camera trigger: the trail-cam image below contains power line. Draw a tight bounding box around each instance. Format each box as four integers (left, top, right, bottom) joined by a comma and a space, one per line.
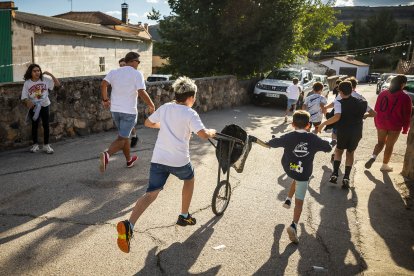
317, 40, 411, 58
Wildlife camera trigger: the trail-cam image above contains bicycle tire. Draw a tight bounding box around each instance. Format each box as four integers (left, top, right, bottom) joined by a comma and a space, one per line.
212, 180, 231, 216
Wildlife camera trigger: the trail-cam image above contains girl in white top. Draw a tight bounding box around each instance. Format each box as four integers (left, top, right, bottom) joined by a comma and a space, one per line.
21, 64, 60, 153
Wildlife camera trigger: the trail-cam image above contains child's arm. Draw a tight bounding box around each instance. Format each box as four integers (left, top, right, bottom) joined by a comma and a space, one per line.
144, 118, 160, 129
197, 129, 216, 139
43, 71, 60, 87
266, 136, 284, 148
317, 113, 341, 133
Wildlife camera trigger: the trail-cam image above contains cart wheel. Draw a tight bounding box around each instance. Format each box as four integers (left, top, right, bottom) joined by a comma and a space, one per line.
212, 180, 231, 216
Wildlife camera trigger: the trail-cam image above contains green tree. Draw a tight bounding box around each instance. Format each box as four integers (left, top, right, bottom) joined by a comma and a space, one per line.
366, 10, 398, 46
347, 19, 368, 50
157, 0, 347, 77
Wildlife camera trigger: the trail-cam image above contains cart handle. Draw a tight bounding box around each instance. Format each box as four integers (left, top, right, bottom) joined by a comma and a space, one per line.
249, 135, 271, 148
213, 133, 244, 145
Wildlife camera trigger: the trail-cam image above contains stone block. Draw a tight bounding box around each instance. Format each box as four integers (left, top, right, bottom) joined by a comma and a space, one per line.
74, 119, 87, 129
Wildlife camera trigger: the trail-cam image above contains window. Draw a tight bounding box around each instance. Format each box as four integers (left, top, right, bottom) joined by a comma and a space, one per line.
99, 57, 105, 72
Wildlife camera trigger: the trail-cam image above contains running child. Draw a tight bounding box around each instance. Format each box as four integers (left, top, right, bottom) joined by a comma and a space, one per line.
267, 110, 332, 243
302, 82, 327, 133
317, 81, 368, 188
115, 76, 216, 253
284, 78, 302, 123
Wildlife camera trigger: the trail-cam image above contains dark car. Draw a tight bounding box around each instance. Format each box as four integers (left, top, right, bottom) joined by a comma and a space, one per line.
404, 80, 414, 105
366, 73, 380, 84
376, 73, 394, 94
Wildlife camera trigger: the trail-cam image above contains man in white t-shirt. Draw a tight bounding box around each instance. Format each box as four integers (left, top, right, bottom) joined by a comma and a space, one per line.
115, 76, 216, 253
99, 52, 155, 173
285, 78, 302, 122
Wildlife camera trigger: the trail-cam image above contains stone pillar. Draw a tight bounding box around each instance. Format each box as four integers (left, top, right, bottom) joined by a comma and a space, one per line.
402, 117, 414, 180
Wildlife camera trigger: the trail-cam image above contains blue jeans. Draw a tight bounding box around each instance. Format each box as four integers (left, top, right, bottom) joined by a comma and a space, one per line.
111, 112, 137, 138
146, 162, 195, 192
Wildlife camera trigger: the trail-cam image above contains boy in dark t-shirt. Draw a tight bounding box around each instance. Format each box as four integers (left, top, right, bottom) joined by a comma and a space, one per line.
267, 110, 332, 244
318, 81, 368, 188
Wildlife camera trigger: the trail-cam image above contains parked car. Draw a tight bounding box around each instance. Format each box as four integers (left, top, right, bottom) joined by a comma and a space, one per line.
253, 67, 315, 105
376, 73, 394, 94
380, 75, 396, 92
147, 74, 173, 82
366, 72, 380, 83
404, 80, 414, 105
313, 74, 330, 97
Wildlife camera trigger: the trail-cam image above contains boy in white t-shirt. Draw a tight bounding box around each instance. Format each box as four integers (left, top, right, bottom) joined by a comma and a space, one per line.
285, 78, 302, 123
115, 76, 216, 253
303, 82, 327, 133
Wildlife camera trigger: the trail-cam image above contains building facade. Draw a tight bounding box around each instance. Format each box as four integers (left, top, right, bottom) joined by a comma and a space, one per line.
319, 56, 370, 82
0, 2, 152, 83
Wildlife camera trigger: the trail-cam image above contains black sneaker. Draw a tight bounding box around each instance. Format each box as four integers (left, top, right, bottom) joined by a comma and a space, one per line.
130, 136, 139, 148
117, 220, 133, 253
342, 178, 350, 189
364, 158, 375, 169
283, 199, 291, 209
176, 213, 196, 226
329, 174, 338, 184
287, 223, 299, 244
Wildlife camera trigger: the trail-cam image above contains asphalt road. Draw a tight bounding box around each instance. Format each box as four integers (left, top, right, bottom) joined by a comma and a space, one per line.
0, 84, 413, 275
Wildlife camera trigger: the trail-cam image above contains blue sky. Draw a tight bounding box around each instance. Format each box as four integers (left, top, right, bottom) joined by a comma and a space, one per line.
12, 0, 414, 26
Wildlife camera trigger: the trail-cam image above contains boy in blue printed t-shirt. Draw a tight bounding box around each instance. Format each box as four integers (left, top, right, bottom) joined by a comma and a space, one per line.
267, 110, 332, 243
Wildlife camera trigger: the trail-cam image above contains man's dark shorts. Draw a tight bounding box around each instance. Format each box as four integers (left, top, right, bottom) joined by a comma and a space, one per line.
146, 162, 195, 192
336, 128, 362, 152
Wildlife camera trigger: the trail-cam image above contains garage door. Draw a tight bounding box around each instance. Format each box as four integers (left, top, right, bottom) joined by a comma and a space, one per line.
339, 67, 357, 77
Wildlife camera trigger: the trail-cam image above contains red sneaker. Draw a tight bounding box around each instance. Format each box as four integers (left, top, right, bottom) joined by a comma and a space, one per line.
126, 155, 138, 168
100, 151, 109, 173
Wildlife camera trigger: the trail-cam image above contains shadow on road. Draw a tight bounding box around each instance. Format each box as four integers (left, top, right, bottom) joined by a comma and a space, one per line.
365, 170, 414, 271
135, 216, 222, 275
253, 224, 297, 275
298, 165, 367, 274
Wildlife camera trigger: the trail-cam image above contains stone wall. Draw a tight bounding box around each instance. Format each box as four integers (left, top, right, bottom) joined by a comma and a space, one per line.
402, 118, 414, 180
0, 75, 253, 150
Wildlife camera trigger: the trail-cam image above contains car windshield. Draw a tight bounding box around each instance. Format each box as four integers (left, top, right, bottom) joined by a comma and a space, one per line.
147, 76, 168, 82
266, 70, 301, 81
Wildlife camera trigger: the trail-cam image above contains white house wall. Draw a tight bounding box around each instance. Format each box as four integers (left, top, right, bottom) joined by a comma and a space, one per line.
11, 21, 152, 81
319, 59, 369, 82
12, 20, 35, 82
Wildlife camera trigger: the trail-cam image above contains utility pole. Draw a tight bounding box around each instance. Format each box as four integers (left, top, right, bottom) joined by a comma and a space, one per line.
407, 39, 412, 61
68, 0, 73, 11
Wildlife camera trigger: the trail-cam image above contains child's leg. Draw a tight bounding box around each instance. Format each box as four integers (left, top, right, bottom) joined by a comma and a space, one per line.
181, 177, 195, 214
292, 180, 308, 223
129, 190, 161, 225
382, 131, 400, 164
344, 150, 355, 180
129, 163, 169, 225
288, 180, 296, 199
333, 148, 344, 175
293, 198, 304, 224
372, 129, 387, 157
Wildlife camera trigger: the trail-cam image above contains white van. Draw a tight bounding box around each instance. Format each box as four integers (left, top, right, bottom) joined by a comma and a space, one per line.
253, 67, 315, 105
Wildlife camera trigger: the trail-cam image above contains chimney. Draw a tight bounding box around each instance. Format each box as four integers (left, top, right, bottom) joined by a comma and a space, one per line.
144, 23, 148, 31
121, 2, 128, 24
0, 1, 17, 16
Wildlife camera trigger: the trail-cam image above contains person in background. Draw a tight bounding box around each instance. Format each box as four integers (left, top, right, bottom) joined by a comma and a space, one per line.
21, 64, 61, 154
365, 75, 412, 172
285, 78, 302, 123
99, 52, 155, 173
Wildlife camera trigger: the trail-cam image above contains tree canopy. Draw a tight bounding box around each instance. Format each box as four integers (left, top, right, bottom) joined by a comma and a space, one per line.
153, 0, 347, 77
